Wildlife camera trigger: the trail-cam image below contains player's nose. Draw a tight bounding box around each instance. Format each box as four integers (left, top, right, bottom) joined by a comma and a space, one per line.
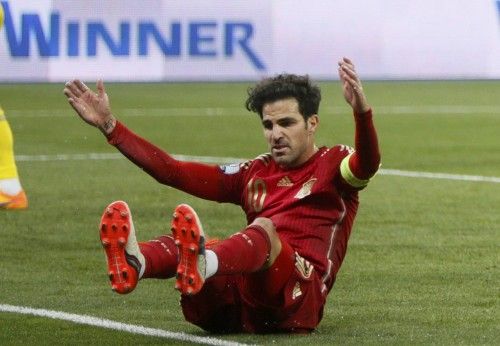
271, 125, 283, 140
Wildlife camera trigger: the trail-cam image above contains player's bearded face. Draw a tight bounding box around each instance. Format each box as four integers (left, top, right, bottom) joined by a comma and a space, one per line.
262, 98, 318, 168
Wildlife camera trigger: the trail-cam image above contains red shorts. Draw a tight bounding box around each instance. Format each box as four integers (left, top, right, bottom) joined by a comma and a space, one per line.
180, 238, 326, 333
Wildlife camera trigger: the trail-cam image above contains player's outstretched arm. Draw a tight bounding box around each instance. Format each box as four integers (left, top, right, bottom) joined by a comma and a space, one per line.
63, 79, 116, 134
338, 57, 380, 182
63, 79, 233, 202
338, 57, 370, 114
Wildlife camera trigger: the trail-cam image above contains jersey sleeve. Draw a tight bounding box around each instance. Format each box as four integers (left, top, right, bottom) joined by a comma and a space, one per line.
338, 109, 381, 190
332, 145, 378, 191
339, 152, 374, 189
106, 121, 244, 203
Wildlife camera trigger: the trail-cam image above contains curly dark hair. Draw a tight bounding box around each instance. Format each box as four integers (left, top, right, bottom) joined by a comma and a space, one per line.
245, 74, 321, 120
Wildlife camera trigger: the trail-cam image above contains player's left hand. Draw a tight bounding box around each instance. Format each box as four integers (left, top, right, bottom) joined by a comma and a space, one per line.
338, 57, 371, 114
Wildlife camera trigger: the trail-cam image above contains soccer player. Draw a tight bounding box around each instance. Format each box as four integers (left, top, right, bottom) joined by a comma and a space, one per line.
0, 5, 28, 210
63, 57, 380, 333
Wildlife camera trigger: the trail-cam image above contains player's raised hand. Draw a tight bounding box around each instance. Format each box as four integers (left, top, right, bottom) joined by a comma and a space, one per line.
338, 57, 370, 114
63, 79, 116, 134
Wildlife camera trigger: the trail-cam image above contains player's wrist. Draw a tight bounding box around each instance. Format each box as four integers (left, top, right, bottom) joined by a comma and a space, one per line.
354, 107, 372, 118
98, 116, 116, 135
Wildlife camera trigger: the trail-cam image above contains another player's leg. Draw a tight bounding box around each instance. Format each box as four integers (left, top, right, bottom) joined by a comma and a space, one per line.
0, 108, 28, 210
99, 200, 145, 294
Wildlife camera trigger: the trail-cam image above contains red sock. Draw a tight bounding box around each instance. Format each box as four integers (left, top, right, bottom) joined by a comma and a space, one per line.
139, 236, 178, 279
213, 225, 271, 275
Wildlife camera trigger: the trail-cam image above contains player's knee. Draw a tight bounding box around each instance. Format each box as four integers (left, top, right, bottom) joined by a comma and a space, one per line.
251, 217, 277, 239
251, 217, 281, 266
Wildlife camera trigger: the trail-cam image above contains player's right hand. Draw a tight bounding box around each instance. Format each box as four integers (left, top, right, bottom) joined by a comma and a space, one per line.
63, 79, 116, 134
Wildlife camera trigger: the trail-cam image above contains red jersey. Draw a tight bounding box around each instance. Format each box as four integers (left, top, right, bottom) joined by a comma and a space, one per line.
216, 146, 361, 294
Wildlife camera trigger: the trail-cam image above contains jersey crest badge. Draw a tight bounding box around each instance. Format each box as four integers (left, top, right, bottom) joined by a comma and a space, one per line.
294, 177, 317, 199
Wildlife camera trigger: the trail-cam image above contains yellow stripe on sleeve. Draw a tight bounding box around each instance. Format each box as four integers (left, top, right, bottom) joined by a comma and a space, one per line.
340, 153, 371, 188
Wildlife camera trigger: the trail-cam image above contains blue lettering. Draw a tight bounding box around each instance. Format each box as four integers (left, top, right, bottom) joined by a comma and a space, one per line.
0, 1, 267, 70
2, 1, 59, 57
189, 22, 217, 56
67, 22, 79, 56
87, 23, 130, 56
497, 1, 500, 17
225, 23, 265, 70
138, 22, 181, 56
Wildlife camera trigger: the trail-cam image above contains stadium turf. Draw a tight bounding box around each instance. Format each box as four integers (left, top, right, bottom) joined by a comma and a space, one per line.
0, 81, 498, 344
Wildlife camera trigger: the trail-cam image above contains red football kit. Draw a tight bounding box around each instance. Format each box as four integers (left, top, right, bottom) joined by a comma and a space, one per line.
106, 110, 380, 333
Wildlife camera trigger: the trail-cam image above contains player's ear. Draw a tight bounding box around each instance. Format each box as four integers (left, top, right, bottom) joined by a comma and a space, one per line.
307, 115, 319, 134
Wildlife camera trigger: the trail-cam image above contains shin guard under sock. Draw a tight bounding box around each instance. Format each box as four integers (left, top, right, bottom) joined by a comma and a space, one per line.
213, 225, 271, 275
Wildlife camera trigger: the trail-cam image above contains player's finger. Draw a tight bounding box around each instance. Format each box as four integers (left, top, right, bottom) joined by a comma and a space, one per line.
341, 58, 356, 72
348, 78, 362, 94
340, 63, 356, 76
342, 71, 362, 94
67, 97, 77, 109
64, 81, 82, 98
338, 65, 346, 81
341, 64, 361, 85
343, 57, 354, 67
341, 62, 357, 78
75, 79, 89, 94
338, 61, 352, 73
340, 67, 356, 87
96, 79, 106, 98
67, 97, 85, 114
63, 85, 74, 98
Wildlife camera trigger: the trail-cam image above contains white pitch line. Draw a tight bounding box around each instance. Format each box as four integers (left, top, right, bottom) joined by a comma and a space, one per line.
0, 304, 249, 346
14, 153, 500, 184
16, 153, 124, 162
6, 105, 500, 118
379, 168, 500, 184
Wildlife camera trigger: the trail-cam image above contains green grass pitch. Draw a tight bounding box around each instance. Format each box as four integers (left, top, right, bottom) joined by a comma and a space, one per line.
0, 81, 499, 345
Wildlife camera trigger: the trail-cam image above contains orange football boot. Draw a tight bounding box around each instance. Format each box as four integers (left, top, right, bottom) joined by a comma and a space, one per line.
171, 204, 207, 295
99, 201, 144, 294
0, 189, 28, 210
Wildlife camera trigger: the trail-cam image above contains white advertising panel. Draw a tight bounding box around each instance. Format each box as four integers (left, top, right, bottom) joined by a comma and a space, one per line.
1, 0, 500, 81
